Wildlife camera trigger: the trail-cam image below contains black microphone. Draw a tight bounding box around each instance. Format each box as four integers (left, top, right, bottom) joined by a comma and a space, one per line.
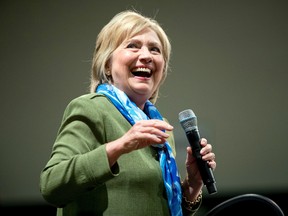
178, 109, 217, 194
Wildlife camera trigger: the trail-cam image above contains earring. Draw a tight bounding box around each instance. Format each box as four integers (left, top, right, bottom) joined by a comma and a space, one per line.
106, 71, 112, 82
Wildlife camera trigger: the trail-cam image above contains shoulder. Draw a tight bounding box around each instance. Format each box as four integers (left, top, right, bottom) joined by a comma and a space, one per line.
69, 93, 109, 104
62, 93, 116, 118
67, 93, 112, 109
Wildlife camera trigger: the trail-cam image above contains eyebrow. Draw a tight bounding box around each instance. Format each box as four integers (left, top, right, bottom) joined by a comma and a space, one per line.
126, 38, 162, 48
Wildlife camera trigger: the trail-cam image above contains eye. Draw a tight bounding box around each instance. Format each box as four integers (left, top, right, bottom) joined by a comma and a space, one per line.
127, 43, 139, 49
150, 46, 161, 54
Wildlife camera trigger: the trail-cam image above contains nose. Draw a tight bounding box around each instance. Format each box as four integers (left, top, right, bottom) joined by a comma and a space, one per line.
139, 46, 152, 63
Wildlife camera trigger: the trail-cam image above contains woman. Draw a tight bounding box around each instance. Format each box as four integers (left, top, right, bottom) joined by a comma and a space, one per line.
40, 10, 216, 216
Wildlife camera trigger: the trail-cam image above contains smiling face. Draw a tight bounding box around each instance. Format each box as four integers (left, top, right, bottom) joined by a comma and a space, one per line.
108, 28, 165, 109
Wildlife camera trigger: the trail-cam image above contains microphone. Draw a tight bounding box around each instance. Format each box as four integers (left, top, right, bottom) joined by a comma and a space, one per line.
178, 109, 217, 194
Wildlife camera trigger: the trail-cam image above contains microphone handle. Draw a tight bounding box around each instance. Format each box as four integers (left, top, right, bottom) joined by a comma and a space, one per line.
186, 129, 217, 194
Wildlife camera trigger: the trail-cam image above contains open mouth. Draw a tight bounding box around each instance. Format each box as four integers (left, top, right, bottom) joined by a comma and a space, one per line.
131, 67, 152, 78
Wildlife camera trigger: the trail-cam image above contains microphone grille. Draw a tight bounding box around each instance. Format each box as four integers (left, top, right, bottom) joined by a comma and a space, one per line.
178, 109, 197, 132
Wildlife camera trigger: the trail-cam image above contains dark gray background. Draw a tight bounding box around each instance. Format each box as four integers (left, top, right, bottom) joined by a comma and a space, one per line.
1, 0, 287, 205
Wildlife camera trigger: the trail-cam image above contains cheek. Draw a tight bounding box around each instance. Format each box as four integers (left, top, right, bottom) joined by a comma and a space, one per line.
117, 51, 135, 65
155, 59, 165, 79
156, 55, 165, 69
153, 70, 165, 90
111, 49, 132, 67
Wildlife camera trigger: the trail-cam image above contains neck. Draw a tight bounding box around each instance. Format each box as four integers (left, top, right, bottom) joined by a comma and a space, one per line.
129, 97, 146, 110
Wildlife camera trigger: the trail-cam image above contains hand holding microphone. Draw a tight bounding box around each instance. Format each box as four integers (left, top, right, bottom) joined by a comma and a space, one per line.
179, 109, 217, 194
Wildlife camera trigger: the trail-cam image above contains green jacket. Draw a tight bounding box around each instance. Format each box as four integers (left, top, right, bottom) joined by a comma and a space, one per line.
40, 93, 200, 215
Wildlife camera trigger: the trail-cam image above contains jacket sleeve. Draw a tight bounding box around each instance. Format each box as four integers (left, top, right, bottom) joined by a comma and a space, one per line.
39, 95, 119, 207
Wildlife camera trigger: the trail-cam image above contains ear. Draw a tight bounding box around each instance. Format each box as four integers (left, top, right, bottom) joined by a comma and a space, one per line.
105, 59, 112, 75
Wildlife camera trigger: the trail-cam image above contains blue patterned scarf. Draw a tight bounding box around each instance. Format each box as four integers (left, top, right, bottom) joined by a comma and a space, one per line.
96, 83, 183, 216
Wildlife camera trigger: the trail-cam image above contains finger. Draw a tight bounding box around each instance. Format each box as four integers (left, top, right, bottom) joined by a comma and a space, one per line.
147, 135, 167, 145
208, 160, 217, 171
186, 146, 192, 155
141, 127, 171, 139
200, 138, 207, 146
202, 152, 215, 161
134, 121, 169, 134
136, 120, 174, 132
200, 143, 212, 155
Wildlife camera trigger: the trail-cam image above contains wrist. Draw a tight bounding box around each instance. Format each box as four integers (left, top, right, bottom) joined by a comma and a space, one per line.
181, 188, 202, 211
181, 176, 202, 199
181, 177, 202, 211
105, 139, 125, 167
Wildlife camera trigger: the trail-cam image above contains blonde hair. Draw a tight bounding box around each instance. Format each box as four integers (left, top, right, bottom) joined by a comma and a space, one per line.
90, 10, 171, 104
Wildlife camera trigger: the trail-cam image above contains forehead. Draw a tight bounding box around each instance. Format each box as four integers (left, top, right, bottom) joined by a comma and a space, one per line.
125, 28, 161, 44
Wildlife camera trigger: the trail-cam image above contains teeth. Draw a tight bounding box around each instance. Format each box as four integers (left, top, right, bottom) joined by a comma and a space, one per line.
132, 68, 151, 73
